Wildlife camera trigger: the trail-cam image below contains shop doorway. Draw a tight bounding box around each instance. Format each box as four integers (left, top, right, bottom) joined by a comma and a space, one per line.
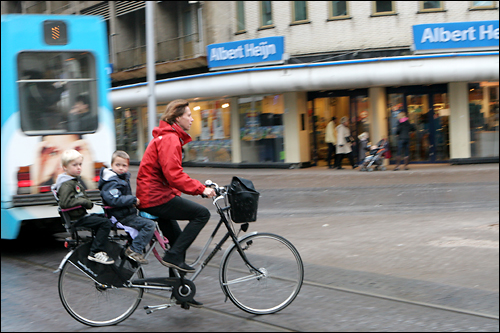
307, 89, 369, 166
387, 85, 449, 163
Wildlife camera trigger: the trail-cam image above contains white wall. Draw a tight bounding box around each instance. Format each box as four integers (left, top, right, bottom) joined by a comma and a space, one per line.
205, 1, 500, 56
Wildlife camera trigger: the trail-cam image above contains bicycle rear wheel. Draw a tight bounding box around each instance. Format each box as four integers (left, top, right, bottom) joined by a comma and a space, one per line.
58, 259, 144, 326
220, 232, 304, 315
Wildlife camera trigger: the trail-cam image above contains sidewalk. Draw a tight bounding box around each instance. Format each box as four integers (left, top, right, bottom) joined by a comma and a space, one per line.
169, 162, 499, 189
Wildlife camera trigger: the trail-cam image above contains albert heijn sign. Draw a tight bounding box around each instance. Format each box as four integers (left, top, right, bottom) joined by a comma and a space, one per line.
412, 20, 499, 53
207, 36, 285, 70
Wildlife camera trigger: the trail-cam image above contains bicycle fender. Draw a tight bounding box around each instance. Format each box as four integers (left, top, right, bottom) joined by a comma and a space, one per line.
54, 250, 74, 273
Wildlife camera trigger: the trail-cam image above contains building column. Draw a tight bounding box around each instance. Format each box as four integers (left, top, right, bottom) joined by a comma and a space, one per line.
368, 87, 388, 143
448, 82, 471, 159
230, 97, 241, 163
283, 92, 309, 164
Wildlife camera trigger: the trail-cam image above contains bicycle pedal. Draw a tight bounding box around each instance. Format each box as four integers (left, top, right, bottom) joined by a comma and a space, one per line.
143, 303, 172, 314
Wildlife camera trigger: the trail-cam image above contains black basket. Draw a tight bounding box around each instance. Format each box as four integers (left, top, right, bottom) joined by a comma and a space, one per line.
227, 176, 259, 223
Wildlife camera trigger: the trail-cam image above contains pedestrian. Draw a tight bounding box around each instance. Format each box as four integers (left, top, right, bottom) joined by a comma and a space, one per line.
136, 99, 216, 308
358, 132, 370, 164
98, 150, 156, 265
394, 111, 416, 171
67, 94, 94, 132
55, 149, 114, 265
335, 116, 357, 169
325, 116, 337, 169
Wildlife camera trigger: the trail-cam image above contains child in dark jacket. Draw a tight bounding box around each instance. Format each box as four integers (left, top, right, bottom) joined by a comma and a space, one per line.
98, 150, 155, 265
55, 149, 114, 265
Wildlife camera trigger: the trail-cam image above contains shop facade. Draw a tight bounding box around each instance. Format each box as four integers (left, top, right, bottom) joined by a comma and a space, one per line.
111, 24, 498, 167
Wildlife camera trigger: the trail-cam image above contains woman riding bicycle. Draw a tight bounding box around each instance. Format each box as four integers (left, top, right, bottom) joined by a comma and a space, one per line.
136, 99, 216, 277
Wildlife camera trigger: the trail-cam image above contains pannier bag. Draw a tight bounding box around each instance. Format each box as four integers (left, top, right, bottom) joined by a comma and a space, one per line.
227, 176, 260, 223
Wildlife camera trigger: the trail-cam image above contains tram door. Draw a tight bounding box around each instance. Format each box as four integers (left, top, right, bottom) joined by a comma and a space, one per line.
389, 91, 450, 163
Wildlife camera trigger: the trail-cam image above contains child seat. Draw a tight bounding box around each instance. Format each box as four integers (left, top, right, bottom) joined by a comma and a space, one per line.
51, 184, 94, 245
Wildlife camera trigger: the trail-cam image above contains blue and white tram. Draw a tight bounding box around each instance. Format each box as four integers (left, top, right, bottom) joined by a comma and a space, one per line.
1, 14, 115, 239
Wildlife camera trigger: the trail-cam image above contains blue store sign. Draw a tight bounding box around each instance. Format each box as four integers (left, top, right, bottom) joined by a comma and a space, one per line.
207, 36, 285, 70
413, 20, 499, 52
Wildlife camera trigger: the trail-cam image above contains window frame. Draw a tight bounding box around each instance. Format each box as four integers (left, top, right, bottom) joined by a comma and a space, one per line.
291, 1, 309, 25
236, 1, 246, 34
328, 1, 350, 20
259, 1, 274, 29
469, 1, 497, 10
371, 1, 397, 16
419, 1, 445, 13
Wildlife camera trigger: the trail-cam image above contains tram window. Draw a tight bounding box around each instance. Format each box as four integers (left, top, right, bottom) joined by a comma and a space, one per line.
17, 52, 98, 135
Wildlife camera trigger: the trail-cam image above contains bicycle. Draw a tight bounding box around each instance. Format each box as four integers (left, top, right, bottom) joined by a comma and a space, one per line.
56, 178, 304, 327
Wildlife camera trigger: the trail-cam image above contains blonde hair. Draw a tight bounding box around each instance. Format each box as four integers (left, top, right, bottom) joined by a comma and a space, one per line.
61, 149, 83, 167
160, 99, 189, 124
111, 150, 130, 164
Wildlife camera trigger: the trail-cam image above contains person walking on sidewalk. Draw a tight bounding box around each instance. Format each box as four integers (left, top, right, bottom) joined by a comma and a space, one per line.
335, 116, 357, 169
325, 116, 337, 169
394, 111, 416, 171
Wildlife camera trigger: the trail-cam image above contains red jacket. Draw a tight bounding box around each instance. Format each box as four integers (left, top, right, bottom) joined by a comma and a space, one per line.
136, 121, 205, 209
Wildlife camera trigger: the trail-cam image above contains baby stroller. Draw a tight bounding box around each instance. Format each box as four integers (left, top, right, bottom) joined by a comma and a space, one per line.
359, 138, 389, 172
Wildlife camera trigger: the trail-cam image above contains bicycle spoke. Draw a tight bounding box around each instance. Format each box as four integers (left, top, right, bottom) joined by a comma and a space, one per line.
223, 272, 265, 286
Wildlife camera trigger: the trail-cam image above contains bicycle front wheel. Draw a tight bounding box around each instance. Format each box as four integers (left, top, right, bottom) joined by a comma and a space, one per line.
220, 232, 304, 315
58, 260, 144, 326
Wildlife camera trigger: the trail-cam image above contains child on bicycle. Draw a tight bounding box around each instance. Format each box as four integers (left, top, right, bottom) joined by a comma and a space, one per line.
55, 149, 114, 265
98, 150, 155, 265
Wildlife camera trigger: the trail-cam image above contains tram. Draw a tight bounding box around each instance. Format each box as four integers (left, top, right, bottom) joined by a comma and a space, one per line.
1, 14, 115, 239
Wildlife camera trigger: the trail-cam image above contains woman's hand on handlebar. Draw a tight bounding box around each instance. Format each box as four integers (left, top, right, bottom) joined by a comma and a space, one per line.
202, 187, 216, 198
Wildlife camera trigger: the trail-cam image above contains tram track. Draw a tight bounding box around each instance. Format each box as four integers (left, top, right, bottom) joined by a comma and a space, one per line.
4, 254, 498, 329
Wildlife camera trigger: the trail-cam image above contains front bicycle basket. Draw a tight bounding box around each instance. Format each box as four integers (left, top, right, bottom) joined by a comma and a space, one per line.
227, 176, 259, 223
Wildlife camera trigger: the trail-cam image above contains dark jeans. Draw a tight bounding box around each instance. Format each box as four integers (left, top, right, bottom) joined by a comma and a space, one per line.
74, 213, 111, 254
397, 139, 410, 157
335, 151, 355, 168
327, 143, 336, 167
120, 215, 156, 253
141, 196, 210, 262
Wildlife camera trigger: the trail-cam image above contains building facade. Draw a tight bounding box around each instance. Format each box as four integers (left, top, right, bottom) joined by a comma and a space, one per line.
3, 1, 499, 166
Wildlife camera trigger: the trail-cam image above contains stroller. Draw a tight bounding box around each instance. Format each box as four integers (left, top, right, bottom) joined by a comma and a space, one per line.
359, 138, 389, 172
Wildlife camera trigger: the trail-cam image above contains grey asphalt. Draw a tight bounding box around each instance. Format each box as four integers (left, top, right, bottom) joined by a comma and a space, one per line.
130, 162, 499, 318
1, 163, 498, 331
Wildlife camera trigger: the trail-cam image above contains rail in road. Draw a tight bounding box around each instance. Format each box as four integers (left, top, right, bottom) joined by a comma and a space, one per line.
2, 246, 498, 332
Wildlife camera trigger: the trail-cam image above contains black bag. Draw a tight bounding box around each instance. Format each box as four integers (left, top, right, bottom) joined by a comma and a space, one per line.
227, 176, 259, 223
68, 241, 139, 287
345, 136, 353, 143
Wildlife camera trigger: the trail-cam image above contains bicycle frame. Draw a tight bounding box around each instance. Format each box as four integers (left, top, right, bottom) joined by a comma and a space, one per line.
172, 190, 264, 282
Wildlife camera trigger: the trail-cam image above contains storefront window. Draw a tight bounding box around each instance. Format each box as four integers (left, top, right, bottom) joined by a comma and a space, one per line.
469, 82, 499, 158
184, 99, 232, 163
115, 107, 140, 161
239, 95, 284, 163
308, 93, 368, 166
387, 94, 405, 161
388, 90, 450, 163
